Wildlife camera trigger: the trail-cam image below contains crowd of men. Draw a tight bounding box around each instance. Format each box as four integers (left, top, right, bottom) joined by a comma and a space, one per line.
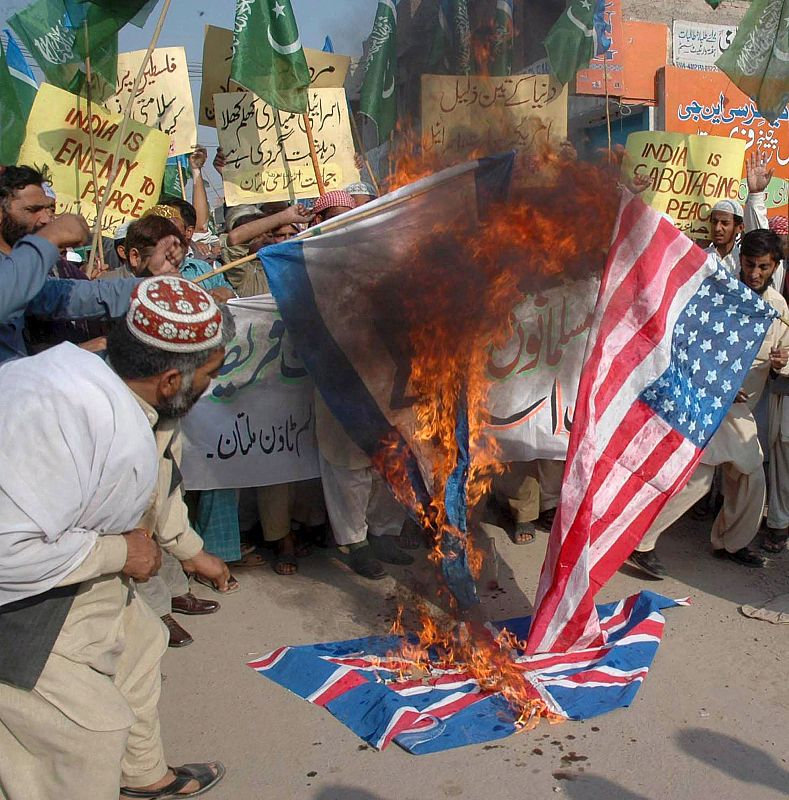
0, 145, 787, 800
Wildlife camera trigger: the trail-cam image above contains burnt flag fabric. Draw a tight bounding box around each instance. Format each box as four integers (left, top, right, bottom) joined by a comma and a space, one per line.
249, 592, 687, 753
256, 154, 515, 609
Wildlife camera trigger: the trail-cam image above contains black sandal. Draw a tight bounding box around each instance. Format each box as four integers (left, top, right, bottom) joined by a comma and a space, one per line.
762, 528, 789, 553
121, 762, 226, 799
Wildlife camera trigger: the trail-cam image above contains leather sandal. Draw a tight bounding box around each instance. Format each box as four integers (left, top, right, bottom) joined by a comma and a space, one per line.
762, 528, 789, 553
121, 762, 226, 799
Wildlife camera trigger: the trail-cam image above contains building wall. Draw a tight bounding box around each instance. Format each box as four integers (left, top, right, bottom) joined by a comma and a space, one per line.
623, 0, 750, 26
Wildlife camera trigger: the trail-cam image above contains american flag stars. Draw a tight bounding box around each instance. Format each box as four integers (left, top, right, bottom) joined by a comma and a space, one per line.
639, 265, 777, 448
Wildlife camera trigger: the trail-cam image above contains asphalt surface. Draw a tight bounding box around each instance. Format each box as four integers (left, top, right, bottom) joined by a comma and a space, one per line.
158, 511, 789, 800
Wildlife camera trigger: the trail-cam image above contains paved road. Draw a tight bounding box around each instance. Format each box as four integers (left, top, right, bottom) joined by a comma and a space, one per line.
158, 513, 788, 800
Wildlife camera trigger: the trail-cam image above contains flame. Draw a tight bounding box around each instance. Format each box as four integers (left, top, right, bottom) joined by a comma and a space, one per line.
371, 139, 621, 729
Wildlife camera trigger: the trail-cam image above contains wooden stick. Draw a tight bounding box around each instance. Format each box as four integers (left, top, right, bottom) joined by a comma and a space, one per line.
83, 25, 104, 276
177, 158, 187, 201
275, 109, 297, 204
85, 0, 173, 277
603, 57, 612, 165
192, 185, 435, 285
348, 110, 381, 196
302, 108, 326, 196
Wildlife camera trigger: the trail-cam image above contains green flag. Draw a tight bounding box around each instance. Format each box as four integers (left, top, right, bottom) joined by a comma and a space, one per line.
74, 0, 159, 27
490, 0, 513, 76
162, 154, 191, 199
716, 0, 789, 124
429, 0, 473, 74
360, 0, 398, 143
231, 0, 310, 114
543, 0, 598, 85
0, 40, 30, 164
9, 0, 119, 100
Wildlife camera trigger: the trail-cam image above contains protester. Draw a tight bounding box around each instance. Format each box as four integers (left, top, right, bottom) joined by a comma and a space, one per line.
347, 181, 378, 207
630, 229, 789, 576
0, 166, 139, 363
145, 202, 235, 301
0, 276, 231, 799
768, 214, 787, 296
493, 465, 538, 544
312, 190, 356, 223
99, 221, 135, 280
705, 151, 771, 274
316, 395, 412, 579
121, 219, 238, 640
220, 202, 313, 296
124, 214, 187, 276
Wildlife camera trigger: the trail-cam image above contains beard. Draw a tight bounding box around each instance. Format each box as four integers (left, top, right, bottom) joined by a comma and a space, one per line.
154, 372, 204, 419
1, 214, 32, 247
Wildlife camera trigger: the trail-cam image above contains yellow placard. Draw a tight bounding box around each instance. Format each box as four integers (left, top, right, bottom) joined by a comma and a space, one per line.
199, 25, 352, 127
106, 47, 198, 157
623, 132, 747, 239
215, 88, 360, 206
19, 83, 170, 235
421, 74, 568, 177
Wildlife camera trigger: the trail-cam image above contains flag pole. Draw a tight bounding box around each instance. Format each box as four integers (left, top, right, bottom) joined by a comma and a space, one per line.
274, 110, 297, 204
192, 179, 442, 285
603, 57, 612, 164
176, 157, 187, 200
86, 0, 173, 278
82, 22, 103, 271
348, 110, 381, 196
302, 103, 326, 196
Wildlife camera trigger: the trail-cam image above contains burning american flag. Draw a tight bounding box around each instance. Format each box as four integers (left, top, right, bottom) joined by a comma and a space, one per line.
250, 161, 775, 752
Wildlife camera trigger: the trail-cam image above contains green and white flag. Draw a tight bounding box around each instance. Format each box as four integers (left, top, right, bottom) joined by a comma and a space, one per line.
9, 0, 119, 100
162, 154, 191, 199
0, 37, 33, 164
716, 0, 789, 124
543, 0, 597, 86
490, 0, 514, 76
430, 0, 473, 75
231, 0, 310, 114
360, 0, 398, 142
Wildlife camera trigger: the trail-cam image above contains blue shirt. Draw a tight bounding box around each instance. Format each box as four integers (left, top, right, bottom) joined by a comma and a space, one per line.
0, 235, 139, 363
180, 257, 234, 293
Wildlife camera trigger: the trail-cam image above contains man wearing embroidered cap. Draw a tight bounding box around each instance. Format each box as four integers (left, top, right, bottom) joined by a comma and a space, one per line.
0, 276, 234, 800
705, 151, 772, 274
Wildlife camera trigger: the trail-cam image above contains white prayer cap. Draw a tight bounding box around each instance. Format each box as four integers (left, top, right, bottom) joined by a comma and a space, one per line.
711, 199, 744, 218
114, 221, 131, 241
346, 181, 378, 197
192, 230, 220, 246
65, 249, 83, 264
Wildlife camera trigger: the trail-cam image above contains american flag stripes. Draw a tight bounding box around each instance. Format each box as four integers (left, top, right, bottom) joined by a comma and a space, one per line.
249, 592, 687, 754
525, 193, 777, 655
